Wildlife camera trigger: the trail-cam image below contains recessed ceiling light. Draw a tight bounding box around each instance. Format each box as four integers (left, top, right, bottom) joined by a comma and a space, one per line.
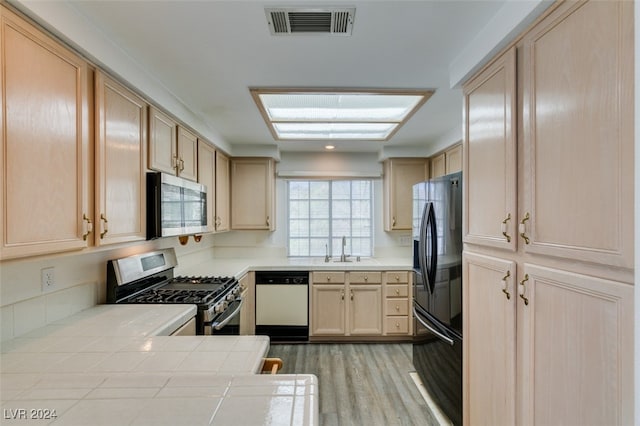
250, 88, 434, 141
325, 145, 335, 150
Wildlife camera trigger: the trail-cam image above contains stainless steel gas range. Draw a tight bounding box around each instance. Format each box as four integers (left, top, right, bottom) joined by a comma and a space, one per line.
106, 248, 243, 335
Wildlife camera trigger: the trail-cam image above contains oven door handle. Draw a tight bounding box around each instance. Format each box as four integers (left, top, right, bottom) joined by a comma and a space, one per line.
413, 305, 454, 346
212, 297, 244, 330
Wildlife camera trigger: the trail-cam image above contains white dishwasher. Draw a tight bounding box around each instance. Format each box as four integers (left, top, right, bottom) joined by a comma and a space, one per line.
255, 271, 309, 342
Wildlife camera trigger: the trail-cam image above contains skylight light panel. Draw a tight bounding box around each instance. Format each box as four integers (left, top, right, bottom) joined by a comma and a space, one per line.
250, 89, 434, 141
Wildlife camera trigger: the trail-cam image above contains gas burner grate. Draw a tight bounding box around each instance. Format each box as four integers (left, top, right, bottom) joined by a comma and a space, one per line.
171, 275, 235, 286
127, 288, 220, 304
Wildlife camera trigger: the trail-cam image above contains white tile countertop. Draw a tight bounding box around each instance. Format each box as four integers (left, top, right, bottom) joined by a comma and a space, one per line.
12, 304, 198, 338
1, 373, 317, 425
184, 257, 414, 279
0, 305, 319, 425
1, 335, 269, 375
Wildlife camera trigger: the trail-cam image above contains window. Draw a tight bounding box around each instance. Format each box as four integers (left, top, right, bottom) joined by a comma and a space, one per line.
288, 180, 373, 257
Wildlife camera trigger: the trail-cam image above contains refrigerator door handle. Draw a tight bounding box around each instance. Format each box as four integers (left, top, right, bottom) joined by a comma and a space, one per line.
418, 202, 429, 290
413, 305, 454, 346
425, 202, 438, 291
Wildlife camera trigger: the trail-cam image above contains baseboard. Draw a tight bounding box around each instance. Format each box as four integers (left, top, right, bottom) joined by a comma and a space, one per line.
409, 371, 452, 426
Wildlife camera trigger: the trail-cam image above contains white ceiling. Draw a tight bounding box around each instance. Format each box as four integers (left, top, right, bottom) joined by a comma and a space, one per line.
67, 0, 507, 154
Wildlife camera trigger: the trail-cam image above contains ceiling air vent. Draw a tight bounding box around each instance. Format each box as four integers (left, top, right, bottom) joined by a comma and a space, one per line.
265, 8, 355, 36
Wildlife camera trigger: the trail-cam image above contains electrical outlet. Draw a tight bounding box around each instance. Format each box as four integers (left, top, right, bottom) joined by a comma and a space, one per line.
41, 267, 55, 291
399, 235, 412, 246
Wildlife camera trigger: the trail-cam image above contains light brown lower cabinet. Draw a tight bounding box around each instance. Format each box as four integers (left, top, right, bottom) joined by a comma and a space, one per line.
312, 271, 382, 337
310, 271, 413, 339
239, 273, 255, 335
463, 251, 633, 425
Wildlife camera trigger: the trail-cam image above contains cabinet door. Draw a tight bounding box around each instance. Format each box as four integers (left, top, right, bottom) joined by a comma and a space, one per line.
463, 252, 516, 426
520, 0, 633, 268
463, 47, 517, 251
177, 126, 198, 182
238, 274, 255, 335
430, 153, 445, 178
517, 263, 633, 426
231, 158, 274, 230
349, 285, 382, 335
0, 7, 90, 259
383, 158, 429, 231
215, 151, 230, 232
311, 285, 345, 335
148, 107, 177, 175
445, 144, 462, 174
95, 72, 147, 246
197, 141, 216, 233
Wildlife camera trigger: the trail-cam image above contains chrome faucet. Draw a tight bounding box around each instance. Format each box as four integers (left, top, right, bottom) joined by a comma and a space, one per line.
340, 236, 349, 262
324, 244, 330, 263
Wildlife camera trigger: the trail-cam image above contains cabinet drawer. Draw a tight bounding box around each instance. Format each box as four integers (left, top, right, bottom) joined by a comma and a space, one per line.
386, 284, 409, 298
385, 271, 409, 284
349, 271, 382, 284
385, 317, 409, 334
386, 299, 409, 316
312, 271, 345, 284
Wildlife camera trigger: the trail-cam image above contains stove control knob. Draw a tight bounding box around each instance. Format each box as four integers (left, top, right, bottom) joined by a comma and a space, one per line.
215, 302, 226, 313
226, 293, 235, 301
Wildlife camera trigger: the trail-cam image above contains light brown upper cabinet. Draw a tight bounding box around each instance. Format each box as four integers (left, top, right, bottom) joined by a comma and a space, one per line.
0, 6, 91, 259
430, 153, 446, 179
444, 144, 462, 174
215, 151, 231, 232
231, 157, 275, 230
463, 47, 517, 251
198, 142, 230, 233
197, 141, 216, 234
383, 158, 429, 231
430, 144, 462, 179
95, 72, 148, 246
148, 107, 197, 181
176, 126, 198, 182
519, 0, 633, 269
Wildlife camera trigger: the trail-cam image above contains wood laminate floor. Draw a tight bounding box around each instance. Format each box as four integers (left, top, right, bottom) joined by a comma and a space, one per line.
267, 343, 440, 426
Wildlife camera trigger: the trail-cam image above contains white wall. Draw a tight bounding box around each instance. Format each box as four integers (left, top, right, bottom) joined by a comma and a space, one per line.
0, 235, 216, 341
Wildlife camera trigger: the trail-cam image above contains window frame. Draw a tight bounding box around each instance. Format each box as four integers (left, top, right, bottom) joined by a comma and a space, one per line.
286, 179, 374, 258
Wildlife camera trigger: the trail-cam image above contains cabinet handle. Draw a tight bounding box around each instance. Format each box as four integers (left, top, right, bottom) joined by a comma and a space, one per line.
266, 216, 270, 227
172, 155, 178, 169
392, 216, 396, 227
350, 290, 354, 301
327, 276, 331, 282
364, 275, 368, 281
395, 275, 399, 281
501, 213, 511, 243
395, 322, 400, 328
519, 274, 529, 306
395, 305, 400, 311
341, 290, 344, 301
82, 213, 93, 240
179, 158, 185, 172
100, 214, 109, 239
501, 270, 511, 300
395, 289, 400, 295
519, 212, 530, 245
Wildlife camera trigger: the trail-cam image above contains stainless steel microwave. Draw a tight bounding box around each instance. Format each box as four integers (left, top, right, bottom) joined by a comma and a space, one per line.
147, 172, 208, 239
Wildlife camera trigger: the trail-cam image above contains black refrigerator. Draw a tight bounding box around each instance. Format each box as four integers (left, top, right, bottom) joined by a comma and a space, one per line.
412, 171, 462, 426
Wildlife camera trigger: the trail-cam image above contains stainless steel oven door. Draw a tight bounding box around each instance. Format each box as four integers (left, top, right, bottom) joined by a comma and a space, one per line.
203, 297, 243, 335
